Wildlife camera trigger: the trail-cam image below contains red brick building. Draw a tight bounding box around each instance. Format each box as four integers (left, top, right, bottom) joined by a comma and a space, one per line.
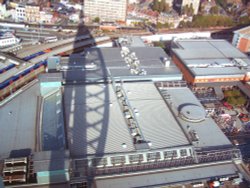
232, 26, 250, 53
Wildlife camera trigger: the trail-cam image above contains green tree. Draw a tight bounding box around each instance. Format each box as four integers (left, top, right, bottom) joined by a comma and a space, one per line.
93, 17, 100, 23
152, 0, 160, 11
210, 6, 219, 14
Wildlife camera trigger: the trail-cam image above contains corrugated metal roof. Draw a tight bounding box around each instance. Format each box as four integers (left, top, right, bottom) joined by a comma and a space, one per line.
172, 39, 250, 76
165, 87, 232, 149
95, 163, 238, 188
64, 84, 135, 158
122, 82, 190, 149
60, 47, 181, 83
0, 83, 39, 159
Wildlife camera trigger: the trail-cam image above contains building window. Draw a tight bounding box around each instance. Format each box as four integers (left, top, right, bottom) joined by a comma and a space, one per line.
129, 154, 143, 163
164, 150, 177, 159
111, 156, 125, 165
147, 152, 160, 161
180, 149, 187, 157
92, 158, 107, 167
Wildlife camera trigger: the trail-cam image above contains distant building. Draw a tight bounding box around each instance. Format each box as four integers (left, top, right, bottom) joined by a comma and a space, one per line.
40, 11, 53, 23
232, 26, 250, 53
25, 4, 40, 23
0, 3, 11, 19
84, 0, 127, 22
15, 4, 26, 22
0, 32, 20, 48
171, 39, 250, 84
128, 0, 139, 3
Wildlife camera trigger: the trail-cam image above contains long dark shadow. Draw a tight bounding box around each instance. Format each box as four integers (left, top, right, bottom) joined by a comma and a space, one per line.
53, 0, 110, 187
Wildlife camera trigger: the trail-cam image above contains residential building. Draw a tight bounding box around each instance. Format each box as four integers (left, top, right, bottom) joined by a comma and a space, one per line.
40, 11, 53, 23
171, 39, 250, 84
84, 0, 127, 22
0, 32, 21, 48
15, 4, 26, 22
25, 4, 40, 23
232, 26, 250, 53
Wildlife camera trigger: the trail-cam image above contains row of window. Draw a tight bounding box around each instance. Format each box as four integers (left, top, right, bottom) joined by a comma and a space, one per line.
0, 39, 16, 44
195, 77, 242, 83
92, 149, 190, 166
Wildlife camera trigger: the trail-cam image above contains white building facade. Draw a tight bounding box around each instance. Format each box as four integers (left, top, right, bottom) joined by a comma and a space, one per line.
84, 0, 127, 22
15, 5, 26, 22
0, 33, 20, 48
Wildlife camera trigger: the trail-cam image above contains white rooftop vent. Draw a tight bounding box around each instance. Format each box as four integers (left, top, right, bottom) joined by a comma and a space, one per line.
0, 55, 6, 61
122, 143, 127, 149
121, 46, 130, 53
9, 59, 20, 66
148, 142, 152, 147
163, 57, 170, 67
85, 62, 97, 70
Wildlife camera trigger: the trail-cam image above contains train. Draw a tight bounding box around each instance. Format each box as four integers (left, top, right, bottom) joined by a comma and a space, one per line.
22, 49, 52, 61
0, 22, 29, 29
0, 61, 47, 99
0, 63, 16, 74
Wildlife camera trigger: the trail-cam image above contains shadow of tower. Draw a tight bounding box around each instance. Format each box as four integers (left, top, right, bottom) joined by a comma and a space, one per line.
58, 0, 110, 187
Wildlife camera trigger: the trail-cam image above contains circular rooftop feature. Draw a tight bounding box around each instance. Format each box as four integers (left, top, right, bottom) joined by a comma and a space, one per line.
179, 104, 206, 123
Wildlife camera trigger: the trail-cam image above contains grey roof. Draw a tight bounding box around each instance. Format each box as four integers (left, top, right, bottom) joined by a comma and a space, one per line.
95, 163, 238, 188
60, 47, 182, 83
164, 87, 232, 149
0, 83, 39, 159
42, 90, 65, 151
39, 73, 62, 83
172, 39, 250, 77
33, 150, 69, 172
121, 82, 190, 149
64, 84, 135, 158
234, 25, 250, 37
191, 67, 245, 77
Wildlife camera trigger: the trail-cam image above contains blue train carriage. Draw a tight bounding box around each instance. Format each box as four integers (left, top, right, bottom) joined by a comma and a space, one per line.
0, 61, 47, 99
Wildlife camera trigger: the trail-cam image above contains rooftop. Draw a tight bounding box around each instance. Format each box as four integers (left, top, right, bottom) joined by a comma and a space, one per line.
161, 87, 232, 149
172, 39, 250, 77
0, 83, 39, 159
33, 150, 69, 172
64, 84, 135, 158
58, 47, 181, 83
95, 162, 238, 188
41, 90, 65, 151
121, 82, 190, 149
234, 25, 250, 37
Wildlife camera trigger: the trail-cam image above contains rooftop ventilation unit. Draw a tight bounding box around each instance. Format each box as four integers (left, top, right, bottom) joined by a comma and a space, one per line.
232, 58, 248, 67
163, 57, 170, 67
84, 62, 97, 70
0, 55, 6, 61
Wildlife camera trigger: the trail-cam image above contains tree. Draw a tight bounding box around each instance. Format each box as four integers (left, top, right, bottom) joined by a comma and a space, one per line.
93, 17, 100, 23
152, 0, 169, 13
210, 6, 219, 14
182, 4, 194, 16
164, 3, 170, 12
